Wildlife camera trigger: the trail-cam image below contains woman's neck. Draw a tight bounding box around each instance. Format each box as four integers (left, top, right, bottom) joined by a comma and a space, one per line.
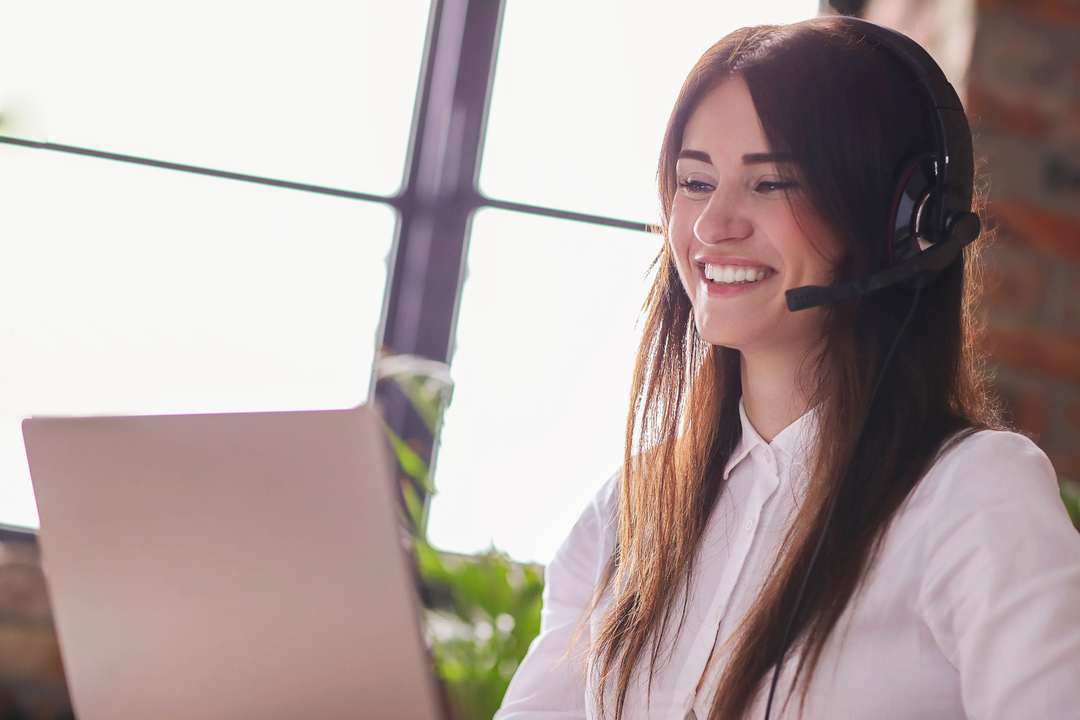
739, 349, 816, 443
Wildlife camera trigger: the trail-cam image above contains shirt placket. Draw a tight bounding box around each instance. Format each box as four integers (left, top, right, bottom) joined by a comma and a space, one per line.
676, 445, 782, 717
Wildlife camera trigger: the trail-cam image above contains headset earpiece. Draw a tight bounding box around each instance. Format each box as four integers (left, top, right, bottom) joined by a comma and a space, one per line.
889, 153, 937, 265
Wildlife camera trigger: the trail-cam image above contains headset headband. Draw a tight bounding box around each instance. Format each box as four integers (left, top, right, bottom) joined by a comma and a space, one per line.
847, 18, 974, 232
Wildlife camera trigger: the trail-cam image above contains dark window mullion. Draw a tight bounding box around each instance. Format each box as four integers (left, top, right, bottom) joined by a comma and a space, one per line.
374, 0, 505, 507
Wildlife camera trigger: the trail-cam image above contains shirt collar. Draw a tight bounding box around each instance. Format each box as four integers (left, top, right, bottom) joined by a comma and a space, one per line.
722, 397, 820, 480
722, 400, 762, 480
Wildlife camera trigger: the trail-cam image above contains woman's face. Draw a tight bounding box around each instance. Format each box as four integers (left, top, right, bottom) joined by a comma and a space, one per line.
669, 76, 842, 363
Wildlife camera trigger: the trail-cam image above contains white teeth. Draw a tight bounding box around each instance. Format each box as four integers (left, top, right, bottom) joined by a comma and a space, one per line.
703, 264, 772, 284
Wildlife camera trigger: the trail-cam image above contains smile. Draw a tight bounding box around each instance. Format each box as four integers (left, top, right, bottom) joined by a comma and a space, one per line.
702, 263, 776, 285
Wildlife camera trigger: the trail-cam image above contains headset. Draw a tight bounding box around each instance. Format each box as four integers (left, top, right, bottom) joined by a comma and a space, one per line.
765, 17, 981, 720
784, 17, 981, 312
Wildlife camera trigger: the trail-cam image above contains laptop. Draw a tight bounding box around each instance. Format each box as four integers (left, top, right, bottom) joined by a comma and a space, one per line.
22, 405, 446, 720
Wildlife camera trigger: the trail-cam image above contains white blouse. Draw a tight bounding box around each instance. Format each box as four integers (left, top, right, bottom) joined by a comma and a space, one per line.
494, 401, 1080, 719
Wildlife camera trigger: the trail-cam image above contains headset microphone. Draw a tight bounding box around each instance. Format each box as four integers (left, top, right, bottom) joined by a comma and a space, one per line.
786, 211, 980, 311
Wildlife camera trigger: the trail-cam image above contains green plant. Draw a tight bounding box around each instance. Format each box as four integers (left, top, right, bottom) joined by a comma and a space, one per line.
376, 350, 454, 538
375, 351, 544, 720
416, 543, 543, 720
1061, 480, 1080, 530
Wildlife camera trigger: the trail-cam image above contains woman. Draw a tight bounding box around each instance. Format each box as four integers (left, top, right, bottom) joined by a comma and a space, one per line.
496, 16, 1080, 720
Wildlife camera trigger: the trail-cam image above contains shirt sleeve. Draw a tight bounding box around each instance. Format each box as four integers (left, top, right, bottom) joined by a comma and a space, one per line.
494, 473, 620, 720
917, 430, 1080, 719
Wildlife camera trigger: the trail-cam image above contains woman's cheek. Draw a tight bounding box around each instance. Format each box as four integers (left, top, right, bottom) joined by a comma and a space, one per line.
667, 226, 696, 297
665, 235, 691, 300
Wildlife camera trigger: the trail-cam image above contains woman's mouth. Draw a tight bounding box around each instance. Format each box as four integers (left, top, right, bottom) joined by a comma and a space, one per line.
702, 263, 777, 285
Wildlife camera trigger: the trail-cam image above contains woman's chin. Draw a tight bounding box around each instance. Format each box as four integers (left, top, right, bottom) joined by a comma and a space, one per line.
693, 323, 750, 350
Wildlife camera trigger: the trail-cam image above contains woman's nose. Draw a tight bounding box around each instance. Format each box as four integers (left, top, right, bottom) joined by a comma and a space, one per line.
693, 189, 752, 245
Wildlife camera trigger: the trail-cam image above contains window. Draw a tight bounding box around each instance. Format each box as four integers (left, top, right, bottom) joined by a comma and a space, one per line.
1, 0, 820, 564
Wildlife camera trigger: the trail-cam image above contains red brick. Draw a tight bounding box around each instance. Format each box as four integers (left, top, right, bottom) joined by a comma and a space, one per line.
1056, 397, 1080, 454
994, 381, 1047, 435
972, 9, 1079, 93
983, 251, 1048, 323
987, 200, 1080, 263
1065, 270, 1080, 331
1064, 99, 1080, 140
1065, 398, 1080, 430
1046, 449, 1080, 483
978, 0, 1080, 28
0, 624, 64, 680
0, 564, 51, 621
986, 324, 1080, 384
968, 81, 1053, 136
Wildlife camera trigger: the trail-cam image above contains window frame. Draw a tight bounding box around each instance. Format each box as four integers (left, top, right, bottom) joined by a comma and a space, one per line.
0, 0, 651, 538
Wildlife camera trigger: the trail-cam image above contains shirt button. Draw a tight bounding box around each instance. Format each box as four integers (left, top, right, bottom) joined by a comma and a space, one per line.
764, 447, 774, 462
746, 518, 756, 532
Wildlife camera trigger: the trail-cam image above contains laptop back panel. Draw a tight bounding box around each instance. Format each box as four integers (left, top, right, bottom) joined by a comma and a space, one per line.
23, 406, 443, 720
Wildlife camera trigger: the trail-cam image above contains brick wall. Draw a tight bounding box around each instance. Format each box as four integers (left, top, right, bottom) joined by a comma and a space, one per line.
967, 0, 1080, 483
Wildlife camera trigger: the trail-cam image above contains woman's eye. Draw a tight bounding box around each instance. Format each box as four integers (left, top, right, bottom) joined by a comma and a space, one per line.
755, 180, 798, 194
679, 179, 714, 194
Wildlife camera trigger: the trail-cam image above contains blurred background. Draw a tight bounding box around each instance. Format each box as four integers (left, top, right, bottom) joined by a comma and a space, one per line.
0, 0, 1077, 717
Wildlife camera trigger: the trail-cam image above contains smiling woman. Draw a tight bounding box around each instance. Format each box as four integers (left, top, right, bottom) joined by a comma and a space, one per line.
495, 15, 1080, 720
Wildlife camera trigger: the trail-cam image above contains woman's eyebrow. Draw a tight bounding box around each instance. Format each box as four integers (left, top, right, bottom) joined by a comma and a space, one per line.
677, 149, 712, 163
677, 150, 793, 165
742, 152, 793, 165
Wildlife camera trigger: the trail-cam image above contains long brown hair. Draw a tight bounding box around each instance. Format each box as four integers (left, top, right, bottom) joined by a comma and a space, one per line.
589, 18, 1000, 719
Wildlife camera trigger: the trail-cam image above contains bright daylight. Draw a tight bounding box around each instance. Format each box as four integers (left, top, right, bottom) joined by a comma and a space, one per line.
1, 0, 818, 564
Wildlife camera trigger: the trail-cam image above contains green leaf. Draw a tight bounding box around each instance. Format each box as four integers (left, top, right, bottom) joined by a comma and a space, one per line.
415, 540, 447, 577
400, 480, 427, 537
384, 424, 434, 494
1060, 480, 1080, 529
